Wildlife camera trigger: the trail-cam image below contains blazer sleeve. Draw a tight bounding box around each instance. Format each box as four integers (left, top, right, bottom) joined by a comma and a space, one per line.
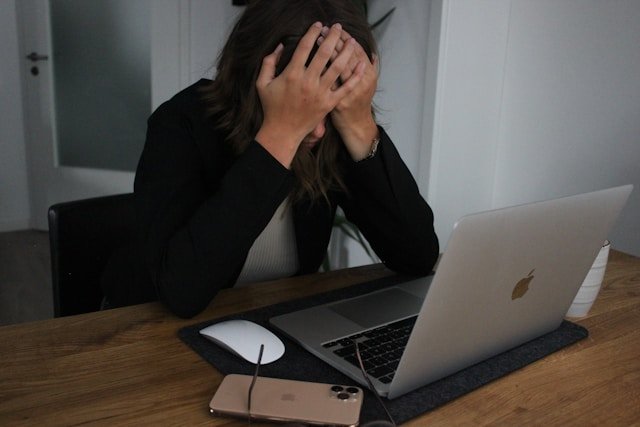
338, 127, 439, 275
134, 100, 294, 318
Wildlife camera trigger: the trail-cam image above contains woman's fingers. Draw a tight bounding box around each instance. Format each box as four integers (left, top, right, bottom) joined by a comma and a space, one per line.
256, 43, 283, 88
318, 27, 372, 83
288, 22, 324, 70
320, 37, 357, 89
306, 23, 343, 77
331, 60, 366, 101
372, 53, 379, 71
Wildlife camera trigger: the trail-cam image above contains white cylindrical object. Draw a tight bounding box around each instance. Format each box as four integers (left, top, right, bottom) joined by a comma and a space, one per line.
566, 241, 610, 318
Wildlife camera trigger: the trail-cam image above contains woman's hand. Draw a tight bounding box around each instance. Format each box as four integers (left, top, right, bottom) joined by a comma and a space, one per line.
255, 22, 365, 168
320, 28, 379, 161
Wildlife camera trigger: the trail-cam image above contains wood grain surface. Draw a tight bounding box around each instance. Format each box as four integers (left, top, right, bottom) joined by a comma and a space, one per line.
0, 252, 638, 426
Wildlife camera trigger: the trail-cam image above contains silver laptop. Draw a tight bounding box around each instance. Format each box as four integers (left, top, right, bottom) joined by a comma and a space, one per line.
270, 185, 632, 399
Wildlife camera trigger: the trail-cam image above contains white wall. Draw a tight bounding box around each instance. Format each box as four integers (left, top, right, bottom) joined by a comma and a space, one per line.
426, 0, 512, 248
427, 0, 640, 256
0, 0, 30, 231
371, 0, 431, 176
494, 0, 640, 255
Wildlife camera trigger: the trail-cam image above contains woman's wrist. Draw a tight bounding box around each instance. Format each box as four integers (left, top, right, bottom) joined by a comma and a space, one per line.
255, 124, 303, 169
356, 135, 380, 162
339, 117, 379, 161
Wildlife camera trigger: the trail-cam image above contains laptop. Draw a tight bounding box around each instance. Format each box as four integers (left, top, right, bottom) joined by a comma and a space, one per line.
270, 185, 632, 399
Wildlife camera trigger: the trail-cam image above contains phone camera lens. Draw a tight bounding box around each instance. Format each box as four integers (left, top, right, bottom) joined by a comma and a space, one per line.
331, 385, 344, 392
346, 387, 359, 394
337, 392, 350, 400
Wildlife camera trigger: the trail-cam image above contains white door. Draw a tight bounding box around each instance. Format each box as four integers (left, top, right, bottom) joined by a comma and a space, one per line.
16, 0, 185, 229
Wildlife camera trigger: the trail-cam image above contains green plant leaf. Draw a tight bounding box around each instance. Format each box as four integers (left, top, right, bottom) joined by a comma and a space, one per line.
370, 7, 396, 30
337, 223, 359, 241
322, 253, 331, 272
335, 218, 376, 261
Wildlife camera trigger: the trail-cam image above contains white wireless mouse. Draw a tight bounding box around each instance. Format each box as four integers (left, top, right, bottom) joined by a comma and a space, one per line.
199, 319, 285, 364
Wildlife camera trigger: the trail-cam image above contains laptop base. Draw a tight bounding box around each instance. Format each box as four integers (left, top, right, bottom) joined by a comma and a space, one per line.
179, 274, 588, 423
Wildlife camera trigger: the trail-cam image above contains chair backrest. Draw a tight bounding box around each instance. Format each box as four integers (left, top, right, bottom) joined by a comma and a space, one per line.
48, 193, 135, 317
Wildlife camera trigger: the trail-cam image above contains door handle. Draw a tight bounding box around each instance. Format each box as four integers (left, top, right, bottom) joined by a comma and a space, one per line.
26, 52, 49, 62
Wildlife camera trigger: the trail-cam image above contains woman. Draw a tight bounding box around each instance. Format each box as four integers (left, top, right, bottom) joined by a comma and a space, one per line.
103, 0, 438, 318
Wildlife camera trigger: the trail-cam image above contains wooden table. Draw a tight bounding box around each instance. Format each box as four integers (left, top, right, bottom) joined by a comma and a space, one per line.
1, 251, 639, 425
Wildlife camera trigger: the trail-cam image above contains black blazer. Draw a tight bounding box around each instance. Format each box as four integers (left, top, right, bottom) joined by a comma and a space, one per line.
104, 79, 438, 318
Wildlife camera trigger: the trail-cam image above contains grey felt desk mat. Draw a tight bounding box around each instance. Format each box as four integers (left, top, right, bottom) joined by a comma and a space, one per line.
178, 275, 588, 424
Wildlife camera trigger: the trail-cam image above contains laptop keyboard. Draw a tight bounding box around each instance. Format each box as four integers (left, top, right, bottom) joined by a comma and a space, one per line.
321, 315, 417, 384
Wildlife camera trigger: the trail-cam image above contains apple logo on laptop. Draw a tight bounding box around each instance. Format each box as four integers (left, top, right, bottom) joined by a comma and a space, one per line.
512, 269, 535, 300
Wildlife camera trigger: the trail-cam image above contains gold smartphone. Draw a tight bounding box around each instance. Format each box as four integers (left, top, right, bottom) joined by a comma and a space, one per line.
209, 374, 363, 426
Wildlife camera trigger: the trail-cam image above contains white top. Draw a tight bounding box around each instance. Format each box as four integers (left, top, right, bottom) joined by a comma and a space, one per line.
235, 198, 299, 286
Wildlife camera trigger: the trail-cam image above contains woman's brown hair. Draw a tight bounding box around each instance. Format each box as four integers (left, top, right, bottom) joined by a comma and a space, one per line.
202, 0, 377, 204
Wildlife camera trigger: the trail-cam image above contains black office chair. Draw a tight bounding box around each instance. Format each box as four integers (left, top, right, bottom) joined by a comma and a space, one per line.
48, 193, 136, 317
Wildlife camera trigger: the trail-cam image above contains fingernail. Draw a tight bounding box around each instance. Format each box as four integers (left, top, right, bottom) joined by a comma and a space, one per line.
321, 26, 329, 35
317, 36, 324, 44
333, 23, 342, 30
313, 21, 322, 28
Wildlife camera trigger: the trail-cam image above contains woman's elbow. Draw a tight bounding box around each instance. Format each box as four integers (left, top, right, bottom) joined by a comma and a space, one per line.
385, 232, 439, 276
156, 279, 213, 318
